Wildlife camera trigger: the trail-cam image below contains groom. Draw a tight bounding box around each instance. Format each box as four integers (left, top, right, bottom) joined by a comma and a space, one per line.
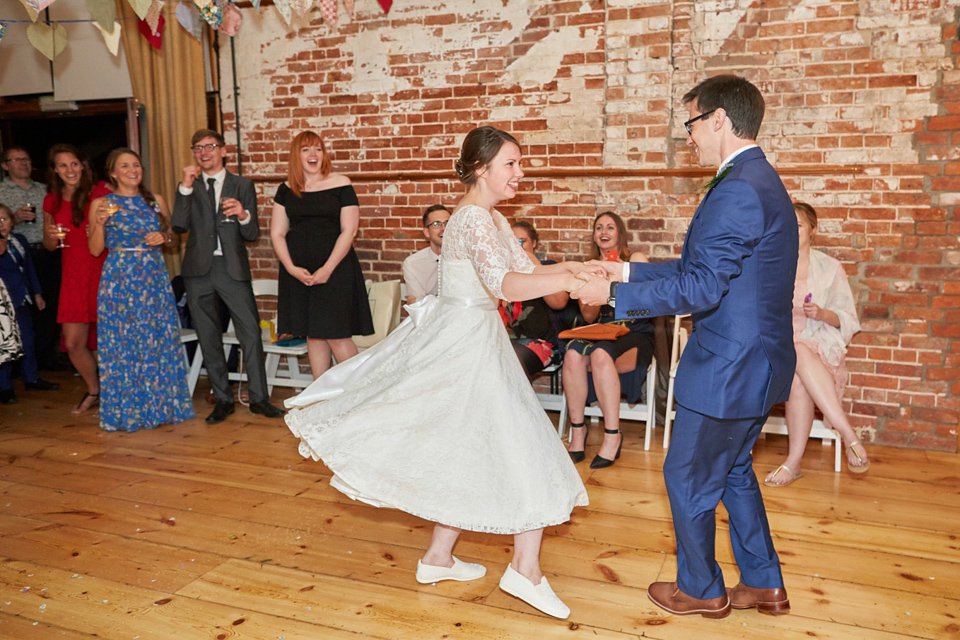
575, 75, 797, 618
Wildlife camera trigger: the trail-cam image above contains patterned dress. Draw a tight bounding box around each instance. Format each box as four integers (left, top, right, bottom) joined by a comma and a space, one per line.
97, 193, 194, 432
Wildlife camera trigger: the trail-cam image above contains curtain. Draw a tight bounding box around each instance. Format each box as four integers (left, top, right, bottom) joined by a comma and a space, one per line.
117, 0, 208, 275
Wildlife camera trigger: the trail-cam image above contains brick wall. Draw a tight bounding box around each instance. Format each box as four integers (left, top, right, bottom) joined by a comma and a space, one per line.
221, 0, 960, 451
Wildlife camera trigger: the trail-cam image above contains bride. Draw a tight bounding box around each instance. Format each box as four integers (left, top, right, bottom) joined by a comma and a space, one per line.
285, 126, 590, 619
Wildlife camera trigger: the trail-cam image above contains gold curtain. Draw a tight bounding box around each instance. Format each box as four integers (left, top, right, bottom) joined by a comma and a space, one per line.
117, 0, 208, 275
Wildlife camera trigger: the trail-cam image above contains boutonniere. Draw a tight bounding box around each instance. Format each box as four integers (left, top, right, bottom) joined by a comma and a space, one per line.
703, 163, 734, 192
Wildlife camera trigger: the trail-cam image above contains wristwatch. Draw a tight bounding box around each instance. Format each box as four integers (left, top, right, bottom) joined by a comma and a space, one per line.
607, 282, 617, 307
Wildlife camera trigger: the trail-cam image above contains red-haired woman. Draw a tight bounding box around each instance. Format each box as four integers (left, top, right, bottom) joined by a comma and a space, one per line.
270, 131, 373, 378
41, 144, 110, 414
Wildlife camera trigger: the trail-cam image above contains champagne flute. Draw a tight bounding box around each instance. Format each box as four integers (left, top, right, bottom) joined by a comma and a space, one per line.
54, 223, 69, 249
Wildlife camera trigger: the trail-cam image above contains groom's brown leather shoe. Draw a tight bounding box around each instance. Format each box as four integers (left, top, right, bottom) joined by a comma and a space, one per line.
727, 582, 790, 615
647, 581, 731, 618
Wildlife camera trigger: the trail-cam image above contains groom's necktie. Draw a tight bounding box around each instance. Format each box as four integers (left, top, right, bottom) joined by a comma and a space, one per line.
206, 177, 217, 213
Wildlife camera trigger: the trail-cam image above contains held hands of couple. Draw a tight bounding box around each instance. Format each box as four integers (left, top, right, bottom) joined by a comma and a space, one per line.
570, 271, 614, 306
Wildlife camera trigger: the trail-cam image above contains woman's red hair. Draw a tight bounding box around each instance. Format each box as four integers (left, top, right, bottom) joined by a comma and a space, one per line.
287, 131, 332, 197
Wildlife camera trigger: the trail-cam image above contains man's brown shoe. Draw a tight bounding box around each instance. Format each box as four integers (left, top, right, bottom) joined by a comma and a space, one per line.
647, 581, 731, 618
727, 582, 790, 616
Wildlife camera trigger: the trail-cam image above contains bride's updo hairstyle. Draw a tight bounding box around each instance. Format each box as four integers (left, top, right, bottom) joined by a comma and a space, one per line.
455, 125, 520, 185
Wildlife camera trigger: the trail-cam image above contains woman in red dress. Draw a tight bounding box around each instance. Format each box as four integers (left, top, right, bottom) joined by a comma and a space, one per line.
42, 144, 109, 414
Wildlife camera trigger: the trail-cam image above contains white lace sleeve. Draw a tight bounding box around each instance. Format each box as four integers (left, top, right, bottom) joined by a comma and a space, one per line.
497, 210, 537, 277
445, 205, 525, 299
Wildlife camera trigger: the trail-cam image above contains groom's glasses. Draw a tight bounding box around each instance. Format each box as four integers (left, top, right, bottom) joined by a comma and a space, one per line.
683, 109, 716, 134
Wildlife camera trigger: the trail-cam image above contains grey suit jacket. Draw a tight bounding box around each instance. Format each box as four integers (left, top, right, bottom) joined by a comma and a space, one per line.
172, 171, 259, 281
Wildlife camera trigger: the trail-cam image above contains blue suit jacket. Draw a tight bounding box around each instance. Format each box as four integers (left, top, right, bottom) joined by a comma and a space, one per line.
616, 147, 798, 420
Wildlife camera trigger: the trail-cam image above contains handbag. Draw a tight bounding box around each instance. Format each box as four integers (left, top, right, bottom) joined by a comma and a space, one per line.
558, 322, 629, 341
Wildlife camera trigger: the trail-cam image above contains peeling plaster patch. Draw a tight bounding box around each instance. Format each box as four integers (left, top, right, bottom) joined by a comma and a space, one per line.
689, 0, 751, 58
503, 26, 601, 88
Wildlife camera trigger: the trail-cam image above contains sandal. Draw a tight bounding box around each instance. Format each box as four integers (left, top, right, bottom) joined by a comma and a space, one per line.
763, 463, 804, 487
846, 440, 870, 474
568, 421, 587, 463
71, 391, 100, 415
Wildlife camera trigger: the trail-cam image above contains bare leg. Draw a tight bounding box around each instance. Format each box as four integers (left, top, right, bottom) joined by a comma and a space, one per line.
422, 523, 460, 568
62, 322, 99, 412
765, 375, 815, 484
793, 344, 868, 467
329, 338, 359, 364
562, 350, 589, 451
306, 338, 332, 379
511, 528, 545, 584
590, 349, 627, 460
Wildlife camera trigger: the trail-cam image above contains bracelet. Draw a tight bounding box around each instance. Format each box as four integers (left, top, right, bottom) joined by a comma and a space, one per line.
164, 233, 173, 244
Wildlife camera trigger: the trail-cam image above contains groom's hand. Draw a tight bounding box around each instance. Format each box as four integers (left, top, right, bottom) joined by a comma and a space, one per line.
584, 259, 623, 281
571, 272, 611, 307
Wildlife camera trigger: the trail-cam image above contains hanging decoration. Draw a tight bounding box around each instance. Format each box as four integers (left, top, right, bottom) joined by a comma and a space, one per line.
17, 0, 40, 22
197, 0, 224, 30
248, 0, 260, 8
376, 0, 391, 14
22, 0, 58, 15
219, 2, 241, 36
137, 11, 164, 48
317, 0, 336, 27
342, 0, 353, 16
175, 0, 203, 40
145, 0, 164, 34
288, 0, 311, 17
272, 0, 292, 26
85, 0, 117, 32
93, 20, 122, 55
0, 23, 5, 43
26, 20, 67, 60
127, 0, 153, 19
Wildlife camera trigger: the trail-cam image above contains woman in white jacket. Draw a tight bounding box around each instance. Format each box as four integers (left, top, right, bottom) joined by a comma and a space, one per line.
765, 202, 868, 486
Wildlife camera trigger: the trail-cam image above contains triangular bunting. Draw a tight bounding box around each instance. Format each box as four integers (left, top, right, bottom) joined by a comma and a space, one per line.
197, 0, 224, 30
376, 0, 391, 14
0, 23, 5, 43
86, 0, 117, 32
145, 0, 164, 35
317, 0, 336, 27
137, 11, 164, 49
175, 0, 203, 40
18, 0, 40, 22
273, 0, 291, 26
219, 2, 241, 36
93, 20, 122, 55
128, 0, 153, 20
248, 0, 260, 8
26, 21, 66, 60
288, 0, 311, 17
342, 0, 353, 15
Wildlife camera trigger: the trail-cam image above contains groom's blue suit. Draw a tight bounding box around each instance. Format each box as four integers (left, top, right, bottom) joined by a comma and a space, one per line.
615, 146, 798, 599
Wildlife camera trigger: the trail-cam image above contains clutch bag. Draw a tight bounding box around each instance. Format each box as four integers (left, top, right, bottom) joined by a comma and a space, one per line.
558, 323, 629, 341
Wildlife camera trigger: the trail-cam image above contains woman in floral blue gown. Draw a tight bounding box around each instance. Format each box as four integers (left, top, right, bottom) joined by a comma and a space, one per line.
87, 148, 194, 432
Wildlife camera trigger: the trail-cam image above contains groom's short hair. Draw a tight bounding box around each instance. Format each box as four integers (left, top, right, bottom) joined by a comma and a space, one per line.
683, 75, 765, 140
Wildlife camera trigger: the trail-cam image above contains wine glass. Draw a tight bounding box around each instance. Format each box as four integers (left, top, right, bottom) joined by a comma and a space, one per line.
105, 201, 120, 225
54, 223, 69, 249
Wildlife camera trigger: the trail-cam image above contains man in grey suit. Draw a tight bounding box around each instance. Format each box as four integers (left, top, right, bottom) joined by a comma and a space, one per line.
172, 129, 284, 423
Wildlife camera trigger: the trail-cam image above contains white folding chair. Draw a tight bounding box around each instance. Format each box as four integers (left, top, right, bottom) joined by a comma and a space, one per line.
353, 279, 402, 350
661, 314, 690, 450
222, 279, 312, 396
179, 327, 203, 397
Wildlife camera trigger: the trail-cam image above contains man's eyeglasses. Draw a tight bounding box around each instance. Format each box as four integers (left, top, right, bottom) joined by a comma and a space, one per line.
683, 109, 716, 135
3, 157, 30, 164
192, 143, 221, 153
426, 220, 447, 228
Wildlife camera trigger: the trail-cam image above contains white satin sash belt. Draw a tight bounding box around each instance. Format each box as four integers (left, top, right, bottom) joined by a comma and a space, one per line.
437, 296, 496, 311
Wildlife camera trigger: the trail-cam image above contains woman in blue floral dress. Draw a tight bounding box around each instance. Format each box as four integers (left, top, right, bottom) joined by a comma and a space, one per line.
87, 148, 194, 432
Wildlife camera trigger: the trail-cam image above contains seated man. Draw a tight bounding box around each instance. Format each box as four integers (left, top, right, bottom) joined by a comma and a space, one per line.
402, 204, 450, 304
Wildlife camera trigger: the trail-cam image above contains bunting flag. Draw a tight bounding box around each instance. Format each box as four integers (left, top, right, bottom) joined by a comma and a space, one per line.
26, 20, 66, 59
197, 0, 224, 30
219, 2, 241, 36
376, 0, 391, 14
342, 0, 353, 16
145, 0, 163, 34
86, 0, 117, 32
273, 0, 292, 25
175, 0, 203, 40
317, 0, 336, 26
288, 0, 311, 17
249, 0, 260, 8
23, 0, 58, 13
0, 23, 5, 43
137, 11, 164, 48
18, 0, 40, 22
93, 19, 122, 55
128, 0, 152, 19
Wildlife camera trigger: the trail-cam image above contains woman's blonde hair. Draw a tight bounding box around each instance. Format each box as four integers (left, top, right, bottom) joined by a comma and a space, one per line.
287, 131, 332, 196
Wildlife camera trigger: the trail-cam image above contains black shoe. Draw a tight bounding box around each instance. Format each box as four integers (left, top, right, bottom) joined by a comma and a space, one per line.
0, 389, 16, 405
25, 379, 60, 391
249, 400, 285, 418
589, 428, 622, 469
567, 421, 587, 463
206, 401, 236, 424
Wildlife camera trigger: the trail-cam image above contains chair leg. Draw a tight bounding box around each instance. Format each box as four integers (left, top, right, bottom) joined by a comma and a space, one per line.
644, 361, 656, 451
187, 347, 203, 396
663, 378, 675, 450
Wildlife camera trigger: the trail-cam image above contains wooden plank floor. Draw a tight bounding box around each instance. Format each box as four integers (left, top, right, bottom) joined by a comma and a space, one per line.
1, 371, 958, 639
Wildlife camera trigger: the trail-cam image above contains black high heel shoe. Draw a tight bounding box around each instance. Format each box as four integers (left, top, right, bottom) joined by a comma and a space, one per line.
590, 428, 622, 469
567, 421, 587, 463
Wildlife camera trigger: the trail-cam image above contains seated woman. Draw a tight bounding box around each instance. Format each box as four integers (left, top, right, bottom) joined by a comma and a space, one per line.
0, 204, 59, 404
764, 202, 868, 486
499, 221, 569, 377
563, 211, 655, 469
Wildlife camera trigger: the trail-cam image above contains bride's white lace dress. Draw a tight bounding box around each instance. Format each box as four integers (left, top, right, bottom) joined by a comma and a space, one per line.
285, 204, 588, 534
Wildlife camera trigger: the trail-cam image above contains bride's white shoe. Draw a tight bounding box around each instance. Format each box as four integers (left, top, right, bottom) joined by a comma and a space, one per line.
416, 556, 487, 584
498, 565, 570, 619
